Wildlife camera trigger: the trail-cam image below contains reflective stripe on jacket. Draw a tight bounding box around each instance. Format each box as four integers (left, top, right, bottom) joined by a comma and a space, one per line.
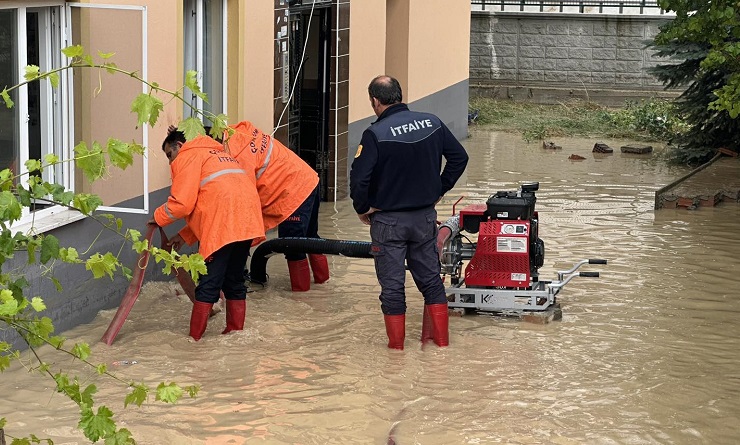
225, 121, 319, 233
154, 135, 264, 259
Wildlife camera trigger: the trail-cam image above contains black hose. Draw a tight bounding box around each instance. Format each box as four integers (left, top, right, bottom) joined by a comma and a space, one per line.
249, 237, 372, 284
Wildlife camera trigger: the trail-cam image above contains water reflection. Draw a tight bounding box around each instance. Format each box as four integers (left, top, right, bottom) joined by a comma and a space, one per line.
2, 129, 740, 444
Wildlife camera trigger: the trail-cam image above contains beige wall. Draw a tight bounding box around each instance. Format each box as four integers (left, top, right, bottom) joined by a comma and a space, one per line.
349, 0, 469, 122
406, 0, 469, 102
384, 0, 410, 93
233, 0, 274, 131
348, 1, 386, 123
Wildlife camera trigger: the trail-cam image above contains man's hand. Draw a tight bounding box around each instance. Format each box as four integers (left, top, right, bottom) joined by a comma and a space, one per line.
168, 234, 186, 251
357, 207, 379, 226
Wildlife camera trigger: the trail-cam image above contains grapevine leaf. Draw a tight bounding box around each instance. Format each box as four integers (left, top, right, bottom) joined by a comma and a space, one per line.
155, 382, 183, 404
40, 235, 60, 264
130, 93, 163, 128
107, 138, 134, 169
78, 405, 116, 443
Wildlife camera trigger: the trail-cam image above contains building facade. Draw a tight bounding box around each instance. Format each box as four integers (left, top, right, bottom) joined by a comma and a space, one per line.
0, 0, 470, 337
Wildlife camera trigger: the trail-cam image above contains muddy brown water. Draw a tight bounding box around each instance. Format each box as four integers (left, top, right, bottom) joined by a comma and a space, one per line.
2, 129, 740, 444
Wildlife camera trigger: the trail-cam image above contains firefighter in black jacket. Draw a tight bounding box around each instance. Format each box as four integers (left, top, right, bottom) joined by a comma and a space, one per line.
350, 75, 469, 350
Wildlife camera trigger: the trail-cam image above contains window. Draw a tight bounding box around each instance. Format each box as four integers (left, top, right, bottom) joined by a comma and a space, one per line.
0, 4, 66, 220
3, 2, 149, 234
183, 0, 227, 123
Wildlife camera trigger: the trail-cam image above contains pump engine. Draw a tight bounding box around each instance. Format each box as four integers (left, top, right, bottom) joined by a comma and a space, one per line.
438, 182, 606, 317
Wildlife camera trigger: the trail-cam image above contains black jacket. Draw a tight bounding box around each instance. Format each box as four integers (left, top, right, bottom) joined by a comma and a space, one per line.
350, 103, 469, 214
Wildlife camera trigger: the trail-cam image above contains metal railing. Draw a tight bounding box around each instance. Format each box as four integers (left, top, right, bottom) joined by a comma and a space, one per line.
471, 0, 666, 14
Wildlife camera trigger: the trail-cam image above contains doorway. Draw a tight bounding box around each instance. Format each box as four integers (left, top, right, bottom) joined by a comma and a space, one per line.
287, 4, 331, 201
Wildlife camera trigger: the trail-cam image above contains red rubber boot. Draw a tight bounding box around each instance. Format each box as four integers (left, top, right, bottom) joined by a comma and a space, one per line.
287, 259, 311, 292
384, 314, 406, 350
420, 305, 434, 344
222, 299, 246, 334
427, 303, 449, 347
308, 254, 330, 284
189, 301, 214, 341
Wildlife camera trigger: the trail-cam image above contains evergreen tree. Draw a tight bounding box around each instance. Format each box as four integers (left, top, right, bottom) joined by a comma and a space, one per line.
649, 0, 740, 164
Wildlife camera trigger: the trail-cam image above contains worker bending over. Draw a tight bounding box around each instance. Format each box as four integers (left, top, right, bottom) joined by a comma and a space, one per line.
150, 130, 265, 341
224, 120, 329, 292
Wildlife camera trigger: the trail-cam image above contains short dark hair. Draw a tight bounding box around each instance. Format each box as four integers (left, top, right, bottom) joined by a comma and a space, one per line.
368, 75, 402, 106
162, 130, 186, 151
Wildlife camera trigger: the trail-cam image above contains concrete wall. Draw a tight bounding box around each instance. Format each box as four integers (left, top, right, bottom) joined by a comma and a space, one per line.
3, 188, 186, 350
470, 11, 678, 105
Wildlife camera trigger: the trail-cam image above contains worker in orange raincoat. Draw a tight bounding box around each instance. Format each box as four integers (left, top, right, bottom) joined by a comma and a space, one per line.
149, 130, 265, 341
223, 120, 330, 292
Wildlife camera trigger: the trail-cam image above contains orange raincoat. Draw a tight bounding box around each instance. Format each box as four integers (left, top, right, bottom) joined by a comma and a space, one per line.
224, 121, 319, 234
154, 135, 264, 259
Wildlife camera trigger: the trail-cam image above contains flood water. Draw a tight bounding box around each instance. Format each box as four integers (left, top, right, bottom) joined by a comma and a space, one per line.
3, 129, 740, 444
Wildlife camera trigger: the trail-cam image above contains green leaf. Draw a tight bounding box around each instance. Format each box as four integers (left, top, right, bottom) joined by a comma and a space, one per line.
105, 427, 136, 445
75, 141, 105, 181
30, 297, 46, 312
184, 254, 207, 283
127, 229, 141, 243
51, 276, 63, 292
104, 62, 118, 75
0, 190, 22, 222
62, 44, 85, 58
132, 239, 150, 254
40, 234, 60, 264
2, 288, 15, 303
78, 405, 116, 443
48, 335, 64, 349
209, 114, 229, 140
48, 71, 60, 88
73, 193, 103, 215
184, 70, 208, 102
98, 50, 115, 59
155, 382, 183, 404
26, 317, 56, 345
86, 252, 118, 279
0, 298, 19, 316
128, 142, 146, 156
179, 117, 205, 141
107, 138, 134, 169
72, 342, 91, 361
24, 159, 42, 173
130, 93, 163, 128
0, 88, 13, 109
187, 385, 199, 398
60, 247, 82, 263
0, 355, 10, 371
24, 65, 41, 81
17, 184, 32, 207
125, 383, 148, 407
44, 153, 60, 165
97, 363, 108, 375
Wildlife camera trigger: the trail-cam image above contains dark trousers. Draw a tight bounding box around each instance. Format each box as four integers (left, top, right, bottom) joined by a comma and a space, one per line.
370, 207, 447, 315
278, 184, 321, 261
195, 239, 252, 304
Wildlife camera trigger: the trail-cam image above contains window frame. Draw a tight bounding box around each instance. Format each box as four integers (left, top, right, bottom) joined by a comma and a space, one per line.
183, 0, 228, 122
8, 2, 151, 234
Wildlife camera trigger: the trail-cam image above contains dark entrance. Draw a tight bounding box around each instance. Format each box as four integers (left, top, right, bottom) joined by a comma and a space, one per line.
287, 3, 331, 201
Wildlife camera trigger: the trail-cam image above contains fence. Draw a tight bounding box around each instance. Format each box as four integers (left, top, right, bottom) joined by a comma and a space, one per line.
471, 0, 666, 14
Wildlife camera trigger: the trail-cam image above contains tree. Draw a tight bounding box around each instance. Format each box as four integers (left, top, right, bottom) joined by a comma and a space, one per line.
0, 45, 219, 444
650, 0, 740, 163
